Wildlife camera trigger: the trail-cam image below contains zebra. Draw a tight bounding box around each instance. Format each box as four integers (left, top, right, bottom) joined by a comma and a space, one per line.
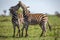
20, 10, 52, 37
9, 1, 21, 37
18, 1, 52, 37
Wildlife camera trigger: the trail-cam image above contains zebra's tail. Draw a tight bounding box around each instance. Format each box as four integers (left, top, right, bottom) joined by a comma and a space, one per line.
47, 22, 52, 31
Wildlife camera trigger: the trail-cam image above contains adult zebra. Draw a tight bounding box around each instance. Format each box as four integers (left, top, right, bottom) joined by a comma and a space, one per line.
9, 1, 21, 37
19, 1, 52, 37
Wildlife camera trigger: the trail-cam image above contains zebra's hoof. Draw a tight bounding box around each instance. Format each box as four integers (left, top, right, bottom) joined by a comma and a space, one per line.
13, 35, 15, 37
25, 35, 28, 37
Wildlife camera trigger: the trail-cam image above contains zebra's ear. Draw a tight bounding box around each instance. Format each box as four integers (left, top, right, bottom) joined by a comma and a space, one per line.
9, 8, 12, 11
18, 1, 21, 4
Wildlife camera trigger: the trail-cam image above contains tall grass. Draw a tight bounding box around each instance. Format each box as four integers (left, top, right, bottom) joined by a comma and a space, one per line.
0, 15, 60, 40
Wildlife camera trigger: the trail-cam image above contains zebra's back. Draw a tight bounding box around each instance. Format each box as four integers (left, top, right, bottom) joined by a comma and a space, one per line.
27, 13, 48, 24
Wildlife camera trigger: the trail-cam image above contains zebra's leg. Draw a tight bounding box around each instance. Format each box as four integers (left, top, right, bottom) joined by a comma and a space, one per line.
39, 23, 44, 37
16, 25, 20, 37
39, 21, 46, 37
13, 25, 16, 37
21, 23, 25, 37
25, 24, 29, 37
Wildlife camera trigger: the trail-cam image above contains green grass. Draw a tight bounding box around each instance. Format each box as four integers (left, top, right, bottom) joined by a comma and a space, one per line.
0, 15, 60, 40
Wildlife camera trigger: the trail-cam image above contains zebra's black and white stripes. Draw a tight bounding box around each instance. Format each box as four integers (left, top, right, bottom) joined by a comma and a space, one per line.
9, 2, 21, 37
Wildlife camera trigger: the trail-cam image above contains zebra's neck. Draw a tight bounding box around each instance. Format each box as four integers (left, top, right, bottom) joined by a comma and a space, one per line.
12, 11, 18, 20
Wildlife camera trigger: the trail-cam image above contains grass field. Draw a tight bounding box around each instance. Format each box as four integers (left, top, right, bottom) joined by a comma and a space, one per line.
0, 15, 60, 40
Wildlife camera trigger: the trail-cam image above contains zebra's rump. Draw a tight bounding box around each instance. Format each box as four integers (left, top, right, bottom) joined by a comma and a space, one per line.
28, 19, 38, 25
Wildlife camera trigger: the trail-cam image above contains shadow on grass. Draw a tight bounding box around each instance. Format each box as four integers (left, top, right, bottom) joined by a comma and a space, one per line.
0, 35, 12, 38
0, 35, 23, 38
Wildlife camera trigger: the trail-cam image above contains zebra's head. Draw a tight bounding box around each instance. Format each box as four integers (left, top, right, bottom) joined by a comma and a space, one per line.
9, 7, 18, 17
17, 1, 21, 7
9, 7, 15, 14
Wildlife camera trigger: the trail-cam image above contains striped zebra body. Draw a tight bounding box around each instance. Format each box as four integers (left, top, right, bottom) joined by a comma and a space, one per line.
18, 13, 48, 25
22, 12, 51, 37
9, 2, 21, 37
18, 12, 51, 37
16, 1, 51, 37
11, 11, 19, 26
27, 13, 48, 25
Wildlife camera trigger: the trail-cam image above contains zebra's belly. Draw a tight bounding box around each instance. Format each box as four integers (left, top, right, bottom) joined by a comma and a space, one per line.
29, 19, 39, 25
